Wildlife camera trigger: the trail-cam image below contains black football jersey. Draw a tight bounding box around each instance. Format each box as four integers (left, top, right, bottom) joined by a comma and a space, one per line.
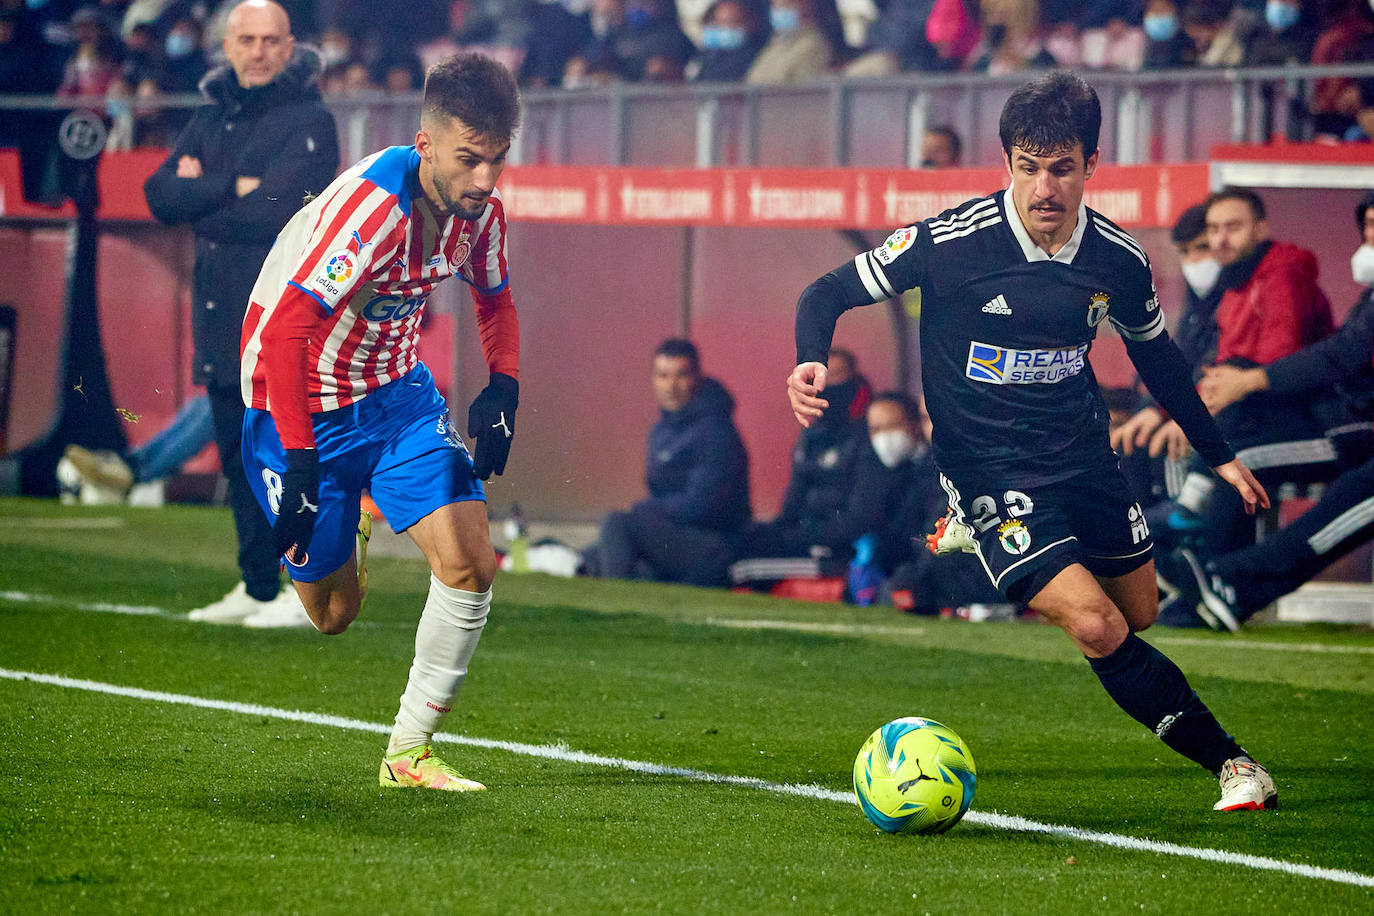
853, 191, 1164, 487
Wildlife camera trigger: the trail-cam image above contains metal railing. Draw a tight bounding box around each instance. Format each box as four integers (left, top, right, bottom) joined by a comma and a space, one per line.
4, 62, 1374, 171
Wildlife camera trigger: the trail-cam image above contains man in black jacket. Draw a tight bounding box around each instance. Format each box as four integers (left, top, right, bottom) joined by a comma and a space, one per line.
143, 0, 337, 626
743, 347, 869, 561
591, 338, 751, 587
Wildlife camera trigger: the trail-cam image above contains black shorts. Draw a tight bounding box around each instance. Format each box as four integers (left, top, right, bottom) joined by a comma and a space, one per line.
939, 464, 1153, 604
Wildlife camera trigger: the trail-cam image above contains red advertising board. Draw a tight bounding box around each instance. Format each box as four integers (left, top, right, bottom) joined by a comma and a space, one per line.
0, 148, 1207, 229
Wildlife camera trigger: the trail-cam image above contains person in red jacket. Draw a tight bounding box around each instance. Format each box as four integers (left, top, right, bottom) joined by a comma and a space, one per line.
1156, 187, 1342, 568
1209, 188, 1333, 368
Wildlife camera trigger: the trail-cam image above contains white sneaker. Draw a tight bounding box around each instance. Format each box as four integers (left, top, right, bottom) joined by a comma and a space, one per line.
1214, 757, 1278, 811
63, 445, 133, 493
187, 582, 263, 624
242, 586, 315, 629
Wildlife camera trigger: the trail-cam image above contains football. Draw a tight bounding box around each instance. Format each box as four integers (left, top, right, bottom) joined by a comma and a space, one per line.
853, 717, 977, 834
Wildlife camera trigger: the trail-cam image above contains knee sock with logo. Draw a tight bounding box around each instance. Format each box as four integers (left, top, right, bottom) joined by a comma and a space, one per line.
1088, 632, 1244, 773
387, 576, 490, 754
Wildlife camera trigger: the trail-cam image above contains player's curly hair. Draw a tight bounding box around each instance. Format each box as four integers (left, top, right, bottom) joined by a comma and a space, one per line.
998, 71, 1101, 160
422, 53, 521, 144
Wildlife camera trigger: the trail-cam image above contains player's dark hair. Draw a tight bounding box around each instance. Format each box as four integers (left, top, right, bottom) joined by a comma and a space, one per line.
871, 390, 921, 423
1170, 203, 1208, 245
422, 53, 521, 144
655, 338, 700, 373
1205, 186, 1266, 222
999, 71, 1101, 160
927, 125, 962, 163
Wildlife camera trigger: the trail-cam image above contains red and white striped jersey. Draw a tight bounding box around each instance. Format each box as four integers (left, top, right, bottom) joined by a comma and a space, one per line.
240, 145, 510, 420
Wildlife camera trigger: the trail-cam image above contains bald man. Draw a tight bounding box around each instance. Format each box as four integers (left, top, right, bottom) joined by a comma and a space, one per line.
144, 0, 338, 627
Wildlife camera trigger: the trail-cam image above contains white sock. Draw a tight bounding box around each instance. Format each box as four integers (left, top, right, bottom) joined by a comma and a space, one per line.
387, 575, 490, 754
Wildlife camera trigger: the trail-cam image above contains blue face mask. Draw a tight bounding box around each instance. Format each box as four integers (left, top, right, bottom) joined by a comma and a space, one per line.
165, 32, 195, 59
1265, 1, 1300, 32
1143, 13, 1178, 42
702, 25, 746, 51
769, 6, 800, 33
625, 6, 654, 27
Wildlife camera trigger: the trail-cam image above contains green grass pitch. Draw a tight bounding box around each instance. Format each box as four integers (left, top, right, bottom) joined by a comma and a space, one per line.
1, 497, 1372, 914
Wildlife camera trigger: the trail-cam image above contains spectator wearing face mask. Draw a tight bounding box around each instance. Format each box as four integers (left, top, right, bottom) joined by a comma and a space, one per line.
691, 0, 767, 81
877, 393, 1008, 616
1142, 0, 1198, 68
1112, 202, 1225, 463
158, 15, 208, 94
746, 0, 838, 85
1244, 0, 1318, 65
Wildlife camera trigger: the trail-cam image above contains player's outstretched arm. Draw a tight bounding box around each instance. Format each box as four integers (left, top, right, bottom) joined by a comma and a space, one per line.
1213, 457, 1271, 516
788, 362, 829, 428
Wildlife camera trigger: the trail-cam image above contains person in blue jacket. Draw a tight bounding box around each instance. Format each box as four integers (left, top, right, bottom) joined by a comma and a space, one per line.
590, 338, 751, 586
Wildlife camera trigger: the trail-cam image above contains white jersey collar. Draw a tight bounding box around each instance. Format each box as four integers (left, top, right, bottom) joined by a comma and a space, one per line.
1002, 187, 1088, 264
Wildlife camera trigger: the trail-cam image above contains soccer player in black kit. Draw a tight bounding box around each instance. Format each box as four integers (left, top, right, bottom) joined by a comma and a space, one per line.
788, 72, 1278, 811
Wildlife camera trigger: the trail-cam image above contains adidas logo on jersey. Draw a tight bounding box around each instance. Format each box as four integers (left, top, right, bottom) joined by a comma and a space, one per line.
981, 294, 1012, 315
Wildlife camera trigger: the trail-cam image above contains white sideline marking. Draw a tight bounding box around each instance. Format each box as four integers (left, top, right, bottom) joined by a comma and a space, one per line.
0, 591, 169, 617
6, 592, 1374, 656
1, 667, 1371, 890
1154, 636, 1374, 656
705, 617, 925, 637
24, 517, 127, 530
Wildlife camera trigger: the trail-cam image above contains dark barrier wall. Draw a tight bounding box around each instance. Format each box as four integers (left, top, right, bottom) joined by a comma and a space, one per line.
4, 186, 1368, 521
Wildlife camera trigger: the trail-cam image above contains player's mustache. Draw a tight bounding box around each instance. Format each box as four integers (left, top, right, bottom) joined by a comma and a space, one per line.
1030, 200, 1064, 211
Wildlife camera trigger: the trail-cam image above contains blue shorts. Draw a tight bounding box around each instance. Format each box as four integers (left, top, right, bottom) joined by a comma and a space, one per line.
940, 463, 1153, 604
242, 362, 484, 582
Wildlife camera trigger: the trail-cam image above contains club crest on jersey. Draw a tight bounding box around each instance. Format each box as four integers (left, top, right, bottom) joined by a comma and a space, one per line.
997, 519, 1031, 555
449, 239, 472, 272
874, 226, 917, 265
1087, 291, 1110, 327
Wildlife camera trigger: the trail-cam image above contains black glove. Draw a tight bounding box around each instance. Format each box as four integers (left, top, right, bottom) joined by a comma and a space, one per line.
274, 448, 320, 565
467, 372, 518, 480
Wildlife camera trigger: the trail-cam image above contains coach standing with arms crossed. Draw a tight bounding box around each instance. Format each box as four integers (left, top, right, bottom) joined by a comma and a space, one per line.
145, 0, 337, 627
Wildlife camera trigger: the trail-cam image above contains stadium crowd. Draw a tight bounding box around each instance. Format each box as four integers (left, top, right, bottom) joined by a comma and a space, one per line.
2, 0, 1374, 147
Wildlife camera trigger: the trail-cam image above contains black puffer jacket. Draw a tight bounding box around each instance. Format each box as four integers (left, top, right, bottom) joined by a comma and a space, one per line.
638, 377, 752, 531
144, 48, 337, 388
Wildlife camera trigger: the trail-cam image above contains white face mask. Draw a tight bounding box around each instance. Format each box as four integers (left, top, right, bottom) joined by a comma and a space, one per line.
1353, 244, 1374, 288
1181, 258, 1221, 298
871, 429, 918, 468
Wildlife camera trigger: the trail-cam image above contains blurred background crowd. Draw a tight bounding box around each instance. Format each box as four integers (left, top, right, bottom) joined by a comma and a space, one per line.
2, 0, 1373, 148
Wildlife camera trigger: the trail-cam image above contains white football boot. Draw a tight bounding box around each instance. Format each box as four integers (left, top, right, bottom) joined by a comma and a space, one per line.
1214, 757, 1278, 811
242, 586, 315, 629
925, 511, 978, 556
63, 445, 134, 494
187, 582, 265, 624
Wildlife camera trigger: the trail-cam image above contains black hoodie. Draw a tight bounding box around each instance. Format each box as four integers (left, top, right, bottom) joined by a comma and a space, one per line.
144, 47, 338, 387
639, 377, 751, 531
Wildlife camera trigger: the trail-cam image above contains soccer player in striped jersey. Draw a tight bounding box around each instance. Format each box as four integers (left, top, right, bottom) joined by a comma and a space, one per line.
240, 54, 522, 791
789, 72, 1279, 811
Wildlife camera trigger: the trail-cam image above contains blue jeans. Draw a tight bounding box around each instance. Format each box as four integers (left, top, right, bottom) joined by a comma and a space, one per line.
129, 395, 213, 482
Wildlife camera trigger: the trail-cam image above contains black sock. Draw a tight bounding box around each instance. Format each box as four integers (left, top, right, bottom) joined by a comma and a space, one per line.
1087, 632, 1243, 773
